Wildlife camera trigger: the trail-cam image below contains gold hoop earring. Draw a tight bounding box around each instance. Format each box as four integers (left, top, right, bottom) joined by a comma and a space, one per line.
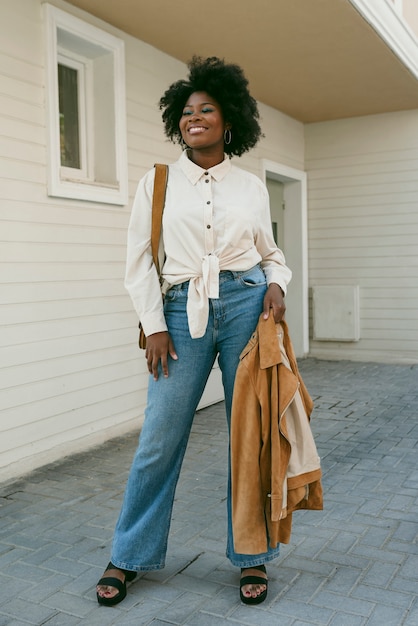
224, 129, 232, 145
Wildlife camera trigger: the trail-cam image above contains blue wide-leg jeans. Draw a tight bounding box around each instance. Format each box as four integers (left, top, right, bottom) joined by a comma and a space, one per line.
111, 265, 280, 571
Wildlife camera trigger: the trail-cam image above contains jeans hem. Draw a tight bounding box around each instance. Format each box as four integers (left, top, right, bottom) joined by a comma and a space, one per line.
110, 558, 165, 573
226, 551, 280, 568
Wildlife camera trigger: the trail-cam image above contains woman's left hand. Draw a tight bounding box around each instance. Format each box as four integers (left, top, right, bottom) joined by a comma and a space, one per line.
263, 283, 286, 323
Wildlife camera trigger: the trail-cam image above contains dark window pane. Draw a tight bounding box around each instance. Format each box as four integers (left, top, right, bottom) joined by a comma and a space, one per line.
272, 221, 278, 245
58, 63, 80, 169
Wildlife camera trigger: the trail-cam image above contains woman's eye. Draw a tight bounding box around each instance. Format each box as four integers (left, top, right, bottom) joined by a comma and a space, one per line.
182, 106, 215, 116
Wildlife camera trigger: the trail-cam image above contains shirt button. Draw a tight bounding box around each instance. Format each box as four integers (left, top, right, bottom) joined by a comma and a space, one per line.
205, 179, 209, 183
204, 172, 209, 175
207, 224, 211, 229
207, 201, 211, 204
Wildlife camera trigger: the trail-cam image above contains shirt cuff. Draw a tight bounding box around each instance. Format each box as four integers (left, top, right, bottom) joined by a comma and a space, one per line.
140, 311, 168, 337
264, 272, 289, 296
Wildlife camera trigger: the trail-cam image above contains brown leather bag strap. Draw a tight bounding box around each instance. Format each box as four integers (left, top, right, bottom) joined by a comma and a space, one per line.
151, 163, 168, 276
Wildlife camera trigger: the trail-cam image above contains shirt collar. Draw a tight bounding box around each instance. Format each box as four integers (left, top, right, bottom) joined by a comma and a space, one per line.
178, 149, 232, 185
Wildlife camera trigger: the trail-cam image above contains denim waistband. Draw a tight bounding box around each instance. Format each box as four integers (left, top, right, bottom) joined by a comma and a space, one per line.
168, 264, 262, 291
218, 264, 262, 283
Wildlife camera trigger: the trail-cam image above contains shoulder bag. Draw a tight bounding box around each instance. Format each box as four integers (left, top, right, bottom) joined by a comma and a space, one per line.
138, 163, 168, 349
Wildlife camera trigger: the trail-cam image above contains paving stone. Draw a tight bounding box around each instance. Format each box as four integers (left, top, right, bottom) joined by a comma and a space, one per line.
365, 603, 408, 625
289, 552, 357, 574
392, 521, 418, 542
391, 575, 418, 595
186, 613, 240, 626
6, 561, 53, 585
155, 590, 208, 623
0, 574, 35, 606
22, 573, 74, 604
279, 571, 324, 600
361, 561, 399, 587
360, 526, 393, 548
131, 578, 183, 603
38, 556, 91, 577
60, 537, 104, 561
141, 621, 176, 626
0, 547, 32, 570
42, 591, 95, 618
168, 572, 222, 597
20, 542, 68, 566
196, 585, 239, 617
0, 622, 36, 626
104, 599, 171, 625
41, 614, 81, 625
0, 597, 56, 623
2, 533, 49, 552
311, 590, 375, 616
269, 598, 334, 623
350, 544, 406, 565
327, 614, 367, 625
232, 604, 295, 626
322, 567, 362, 594
291, 621, 333, 626
403, 598, 418, 626
351, 583, 412, 608
398, 554, 418, 581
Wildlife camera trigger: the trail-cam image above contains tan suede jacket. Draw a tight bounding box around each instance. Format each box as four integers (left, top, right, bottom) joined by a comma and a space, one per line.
231, 314, 323, 555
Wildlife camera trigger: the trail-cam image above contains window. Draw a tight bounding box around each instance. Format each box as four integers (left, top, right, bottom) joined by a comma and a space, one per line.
58, 56, 84, 172
44, 4, 128, 205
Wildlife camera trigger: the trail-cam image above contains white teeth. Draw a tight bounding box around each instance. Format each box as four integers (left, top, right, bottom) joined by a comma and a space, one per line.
189, 127, 205, 134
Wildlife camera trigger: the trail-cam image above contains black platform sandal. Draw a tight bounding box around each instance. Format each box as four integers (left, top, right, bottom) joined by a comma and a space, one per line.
240, 564, 268, 605
96, 562, 137, 606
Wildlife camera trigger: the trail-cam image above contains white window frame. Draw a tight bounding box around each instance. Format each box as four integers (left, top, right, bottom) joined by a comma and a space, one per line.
44, 3, 128, 205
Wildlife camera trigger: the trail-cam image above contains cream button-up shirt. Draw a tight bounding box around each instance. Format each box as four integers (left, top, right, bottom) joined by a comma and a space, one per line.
125, 151, 292, 339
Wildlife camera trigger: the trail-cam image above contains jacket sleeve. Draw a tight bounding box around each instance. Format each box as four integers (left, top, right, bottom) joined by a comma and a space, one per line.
230, 362, 270, 555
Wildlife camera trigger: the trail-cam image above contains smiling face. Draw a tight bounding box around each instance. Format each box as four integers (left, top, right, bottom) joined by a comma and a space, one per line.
179, 91, 227, 155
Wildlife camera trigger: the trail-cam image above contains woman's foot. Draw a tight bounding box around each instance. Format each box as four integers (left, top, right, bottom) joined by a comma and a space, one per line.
96, 562, 137, 606
240, 565, 268, 605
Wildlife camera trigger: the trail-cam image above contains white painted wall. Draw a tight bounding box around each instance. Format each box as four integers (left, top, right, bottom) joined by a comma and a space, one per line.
401, 0, 418, 38
0, 0, 305, 481
305, 109, 418, 364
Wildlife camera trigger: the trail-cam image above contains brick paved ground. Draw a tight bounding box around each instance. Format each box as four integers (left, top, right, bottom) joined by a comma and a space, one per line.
0, 358, 417, 625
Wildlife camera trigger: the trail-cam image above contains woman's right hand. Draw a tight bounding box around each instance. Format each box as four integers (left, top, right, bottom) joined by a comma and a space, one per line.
145, 331, 178, 380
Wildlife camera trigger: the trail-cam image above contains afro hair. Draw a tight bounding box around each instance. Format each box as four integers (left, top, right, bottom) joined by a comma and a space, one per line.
159, 56, 263, 157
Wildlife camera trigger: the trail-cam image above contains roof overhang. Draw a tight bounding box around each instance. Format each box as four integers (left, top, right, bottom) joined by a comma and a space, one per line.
63, 0, 418, 123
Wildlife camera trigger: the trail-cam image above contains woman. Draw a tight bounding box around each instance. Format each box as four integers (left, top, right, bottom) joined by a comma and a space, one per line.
96, 56, 292, 606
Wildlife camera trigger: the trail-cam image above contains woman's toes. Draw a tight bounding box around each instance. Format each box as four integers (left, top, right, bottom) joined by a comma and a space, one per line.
240, 567, 267, 597
96, 584, 117, 599
96, 567, 125, 598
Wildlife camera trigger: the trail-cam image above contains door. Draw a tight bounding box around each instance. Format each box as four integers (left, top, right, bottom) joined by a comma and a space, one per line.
264, 162, 309, 357
266, 178, 285, 251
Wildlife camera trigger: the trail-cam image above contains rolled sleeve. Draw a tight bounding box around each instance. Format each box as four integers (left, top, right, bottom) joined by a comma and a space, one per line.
124, 170, 167, 337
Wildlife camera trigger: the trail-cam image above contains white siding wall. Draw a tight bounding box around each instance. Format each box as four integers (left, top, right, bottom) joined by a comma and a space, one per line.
0, 0, 304, 481
402, 0, 418, 38
305, 109, 418, 363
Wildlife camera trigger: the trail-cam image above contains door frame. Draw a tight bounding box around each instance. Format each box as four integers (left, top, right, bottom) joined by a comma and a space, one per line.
262, 160, 309, 356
